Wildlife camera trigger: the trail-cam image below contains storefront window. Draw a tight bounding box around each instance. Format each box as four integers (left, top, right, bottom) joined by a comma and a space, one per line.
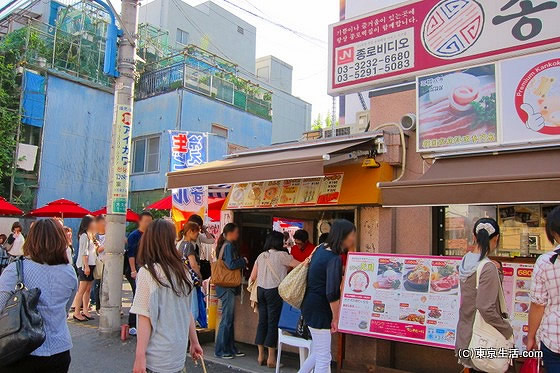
443, 204, 559, 257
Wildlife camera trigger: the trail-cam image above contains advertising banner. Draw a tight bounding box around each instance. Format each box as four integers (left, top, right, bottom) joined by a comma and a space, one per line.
417, 64, 497, 151
108, 105, 132, 214
339, 253, 461, 349
168, 131, 208, 224
501, 262, 534, 352
226, 174, 345, 209
500, 50, 560, 144
329, 0, 560, 95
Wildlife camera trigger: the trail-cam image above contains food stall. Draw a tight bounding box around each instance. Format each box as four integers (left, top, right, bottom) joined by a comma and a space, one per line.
166, 132, 398, 361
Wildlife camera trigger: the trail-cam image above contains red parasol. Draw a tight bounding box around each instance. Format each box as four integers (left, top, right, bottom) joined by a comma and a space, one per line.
91, 206, 139, 223
145, 195, 224, 221
28, 198, 91, 218
0, 196, 23, 216
145, 195, 171, 210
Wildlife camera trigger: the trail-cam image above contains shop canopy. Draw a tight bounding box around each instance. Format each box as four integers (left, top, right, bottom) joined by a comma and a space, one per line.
0, 197, 23, 216
167, 133, 381, 189
379, 149, 560, 206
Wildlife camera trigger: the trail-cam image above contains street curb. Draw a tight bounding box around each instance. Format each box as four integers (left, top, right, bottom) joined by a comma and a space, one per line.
203, 355, 265, 373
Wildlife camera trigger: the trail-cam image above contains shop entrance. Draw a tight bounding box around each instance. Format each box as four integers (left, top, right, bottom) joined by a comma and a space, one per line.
235, 208, 356, 263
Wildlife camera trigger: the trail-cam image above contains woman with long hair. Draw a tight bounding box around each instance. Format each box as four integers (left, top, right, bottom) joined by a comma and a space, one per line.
455, 218, 513, 372
300, 219, 355, 372
528, 206, 560, 371
71, 215, 97, 322
0, 219, 77, 372
132, 219, 203, 373
214, 223, 248, 359
250, 231, 299, 367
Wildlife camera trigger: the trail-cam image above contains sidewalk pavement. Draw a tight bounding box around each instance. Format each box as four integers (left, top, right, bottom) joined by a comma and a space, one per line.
67, 279, 300, 373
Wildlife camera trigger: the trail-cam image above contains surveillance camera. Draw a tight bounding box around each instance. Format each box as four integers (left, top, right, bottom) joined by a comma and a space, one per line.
400, 113, 416, 131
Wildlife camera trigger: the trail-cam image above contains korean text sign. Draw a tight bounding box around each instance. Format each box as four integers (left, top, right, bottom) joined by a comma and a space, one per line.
108, 105, 132, 214
339, 253, 462, 349
168, 131, 208, 221
328, 0, 560, 95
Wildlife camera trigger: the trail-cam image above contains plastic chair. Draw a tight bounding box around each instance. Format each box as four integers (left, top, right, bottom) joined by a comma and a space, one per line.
276, 303, 312, 373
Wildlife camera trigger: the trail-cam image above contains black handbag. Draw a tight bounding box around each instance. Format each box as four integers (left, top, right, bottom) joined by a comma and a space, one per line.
296, 314, 311, 340
0, 259, 46, 366
200, 259, 211, 280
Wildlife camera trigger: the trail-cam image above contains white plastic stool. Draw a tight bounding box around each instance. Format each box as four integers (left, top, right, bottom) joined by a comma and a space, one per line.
276, 328, 312, 373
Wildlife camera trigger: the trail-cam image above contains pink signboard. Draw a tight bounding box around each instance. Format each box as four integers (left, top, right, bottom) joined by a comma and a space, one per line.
339, 252, 462, 349
328, 0, 560, 95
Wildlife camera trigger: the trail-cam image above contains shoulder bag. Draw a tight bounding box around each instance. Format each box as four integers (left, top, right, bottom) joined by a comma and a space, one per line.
211, 244, 241, 288
278, 246, 318, 309
0, 259, 46, 366
93, 237, 103, 280
468, 258, 513, 373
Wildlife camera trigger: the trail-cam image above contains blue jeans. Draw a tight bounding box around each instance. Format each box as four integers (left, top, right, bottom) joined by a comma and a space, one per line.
215, 286, 239, 357
542, 342, 560, 373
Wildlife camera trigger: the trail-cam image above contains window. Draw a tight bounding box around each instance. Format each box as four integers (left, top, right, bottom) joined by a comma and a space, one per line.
211, 123, 228, 138
440, 204, 560, 257
132, 135, 160, 174
237, 26, 244, 34
176, 28, 189, 45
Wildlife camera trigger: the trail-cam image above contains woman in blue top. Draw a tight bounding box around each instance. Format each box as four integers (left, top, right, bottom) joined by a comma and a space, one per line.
300, 219, 356, 373
0, 219, 78, 372
214, 223, 248, 359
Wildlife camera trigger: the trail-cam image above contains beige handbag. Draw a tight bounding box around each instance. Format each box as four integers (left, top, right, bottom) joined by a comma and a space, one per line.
468, 258, 513, 373
93, 237, 104, 280
278, 247, 317, 309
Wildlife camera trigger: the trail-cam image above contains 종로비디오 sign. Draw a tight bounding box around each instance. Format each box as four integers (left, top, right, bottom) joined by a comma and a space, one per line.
328, 0, 560, 95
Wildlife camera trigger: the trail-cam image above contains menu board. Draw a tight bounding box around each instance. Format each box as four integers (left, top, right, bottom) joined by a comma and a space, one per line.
339, 253, 461, 349
226, 173, 344, 209
501, 262, 534, 352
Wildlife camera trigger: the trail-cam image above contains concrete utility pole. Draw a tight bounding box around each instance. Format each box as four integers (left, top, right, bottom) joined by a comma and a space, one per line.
99, 0, 139, 334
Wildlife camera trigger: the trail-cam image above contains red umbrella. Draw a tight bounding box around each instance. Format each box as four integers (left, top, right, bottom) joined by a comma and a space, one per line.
145, 195, 171, 210
0, 197, 23, 216
92, 206, 139, 223
28, 198, 91, 218
145, 195, 224, 221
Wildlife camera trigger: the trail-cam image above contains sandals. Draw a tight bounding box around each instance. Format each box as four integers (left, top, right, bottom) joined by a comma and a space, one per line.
72, 315, 88, 322
81, 313, 95, 321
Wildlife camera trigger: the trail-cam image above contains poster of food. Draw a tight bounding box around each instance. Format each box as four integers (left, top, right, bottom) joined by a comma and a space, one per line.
277, 179, 302, 206
241, 182, 264, 208
259, 181, 282, 208
501, 50, 560, 145
339, 253, 461, 349
295, 178, 322, 205
417, 64, 498, 151
227, 183, 249, 209
501, 262, 534, 352
317, 173, 344, 205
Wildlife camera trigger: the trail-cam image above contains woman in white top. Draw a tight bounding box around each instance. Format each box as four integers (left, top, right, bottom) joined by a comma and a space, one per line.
250, 231, 299, 368
71, 215, 97, 322
5, 221, 25, 257
132, 219, 203, 373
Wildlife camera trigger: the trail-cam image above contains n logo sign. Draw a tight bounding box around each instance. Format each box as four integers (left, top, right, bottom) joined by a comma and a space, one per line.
337, 47, 354, 65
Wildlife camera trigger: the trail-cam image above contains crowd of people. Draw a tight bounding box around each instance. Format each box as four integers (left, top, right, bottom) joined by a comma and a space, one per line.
0, 205, 559, 373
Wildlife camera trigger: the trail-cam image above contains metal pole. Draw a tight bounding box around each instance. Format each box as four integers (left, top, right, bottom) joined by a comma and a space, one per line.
99, 0, 139, 334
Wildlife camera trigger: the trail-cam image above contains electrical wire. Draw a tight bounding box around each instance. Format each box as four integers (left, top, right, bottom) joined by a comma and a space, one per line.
218, 0, 327, 48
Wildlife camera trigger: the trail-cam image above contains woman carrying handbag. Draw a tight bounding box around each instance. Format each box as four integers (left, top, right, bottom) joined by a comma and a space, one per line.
0, 219, 77, 372
456, 218, 513, 373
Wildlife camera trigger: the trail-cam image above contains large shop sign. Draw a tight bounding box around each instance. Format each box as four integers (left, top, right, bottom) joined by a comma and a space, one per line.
417, 50, 560, 152
328, 0, 560, 95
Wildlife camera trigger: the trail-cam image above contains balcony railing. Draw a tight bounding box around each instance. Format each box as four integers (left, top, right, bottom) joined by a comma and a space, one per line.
137, 62, 272, 121
136, 62, 272, 120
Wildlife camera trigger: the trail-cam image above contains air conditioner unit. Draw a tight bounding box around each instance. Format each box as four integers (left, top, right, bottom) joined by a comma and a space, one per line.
355, 111, 370, 132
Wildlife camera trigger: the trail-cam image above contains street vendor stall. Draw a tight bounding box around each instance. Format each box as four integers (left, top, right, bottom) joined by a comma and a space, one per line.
166, 132, 396, 363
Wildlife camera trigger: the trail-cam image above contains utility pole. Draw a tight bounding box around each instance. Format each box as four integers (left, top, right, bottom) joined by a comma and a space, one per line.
99, 0, 139, 334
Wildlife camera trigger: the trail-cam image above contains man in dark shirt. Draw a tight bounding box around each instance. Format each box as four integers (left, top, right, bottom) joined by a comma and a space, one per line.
291, 229, 315, 262
125, 211, 153, 335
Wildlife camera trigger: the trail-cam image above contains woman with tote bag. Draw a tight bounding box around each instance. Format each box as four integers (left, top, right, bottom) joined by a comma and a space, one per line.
455, 218, 513, 373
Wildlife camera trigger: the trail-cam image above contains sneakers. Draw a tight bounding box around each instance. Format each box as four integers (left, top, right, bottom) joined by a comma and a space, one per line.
220, 354, 234, 360
235, 352, 245, 357
129, 327, 137, 336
